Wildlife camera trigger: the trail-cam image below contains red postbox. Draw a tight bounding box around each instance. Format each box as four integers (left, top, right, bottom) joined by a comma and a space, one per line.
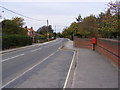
92, 38, 97, 44
92, 38, 97, 51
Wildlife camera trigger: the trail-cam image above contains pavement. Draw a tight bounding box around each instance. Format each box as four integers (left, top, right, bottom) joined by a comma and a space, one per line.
65, 40, 118, 88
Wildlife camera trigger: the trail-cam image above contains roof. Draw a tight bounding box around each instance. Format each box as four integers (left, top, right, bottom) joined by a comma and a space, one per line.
27, 28, 35, 32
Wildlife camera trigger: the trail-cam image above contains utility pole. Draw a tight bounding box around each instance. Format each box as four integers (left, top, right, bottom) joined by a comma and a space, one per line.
0, 9, 4, 37
47, 19, 49, 41
55, 25, 56, 39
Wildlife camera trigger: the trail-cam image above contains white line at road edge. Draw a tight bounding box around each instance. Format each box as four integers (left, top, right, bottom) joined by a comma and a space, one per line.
1, 49, 59, 88
2, 54, 25, 62
63, 51, 76, 89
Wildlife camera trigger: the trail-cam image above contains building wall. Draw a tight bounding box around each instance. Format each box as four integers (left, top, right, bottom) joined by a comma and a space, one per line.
74, 37, 120, 67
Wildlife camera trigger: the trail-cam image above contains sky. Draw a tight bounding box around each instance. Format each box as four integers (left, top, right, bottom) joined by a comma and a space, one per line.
0, 0, 112, 32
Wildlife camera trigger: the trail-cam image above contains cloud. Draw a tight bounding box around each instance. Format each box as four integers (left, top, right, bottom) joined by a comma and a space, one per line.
24, 15, 75, 32
2, 0, 112, 2
1, 2, 109, 32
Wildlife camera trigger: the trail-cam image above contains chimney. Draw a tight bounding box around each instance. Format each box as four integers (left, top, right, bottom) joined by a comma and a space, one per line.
31, 27, 33, 29
25, 26, 27, 30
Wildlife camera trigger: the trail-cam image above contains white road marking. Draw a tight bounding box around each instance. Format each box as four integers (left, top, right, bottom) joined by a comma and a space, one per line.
2, 39, 62, 62
2, 54, 25, 62
30, 48, 41, 52
43, 41, 62, 48
1, 39, 58, 54
1, 49, 59, 88
63, 51, 76, 89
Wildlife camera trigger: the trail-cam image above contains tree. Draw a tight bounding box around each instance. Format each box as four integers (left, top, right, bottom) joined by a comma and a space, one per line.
37, 25, 53, 35
62, 1, 120, 39
62, 15, 98, 39
62, 22, 79, 40
37, 25, 54, 39
97, 9, 114, 38
56, 32, 63, 38
2, 17, 27, 35
97, 1, 120, 38
77, 15, 97, 37
108, 0, 120, 38
108, 0, 120, 15
2, 19, 19, 35
76, 14, 82, 22
12, 17, 25, 27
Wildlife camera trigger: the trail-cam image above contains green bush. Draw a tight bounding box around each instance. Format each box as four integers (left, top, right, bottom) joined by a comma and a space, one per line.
2, 34, 32, 50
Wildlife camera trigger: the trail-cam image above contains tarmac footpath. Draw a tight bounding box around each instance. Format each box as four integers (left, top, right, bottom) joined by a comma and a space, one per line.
59, 39, 118, 89
71, 47, 118, 88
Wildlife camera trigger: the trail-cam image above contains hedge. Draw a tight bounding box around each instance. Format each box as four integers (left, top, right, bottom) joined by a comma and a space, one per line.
2, 34, 32, 50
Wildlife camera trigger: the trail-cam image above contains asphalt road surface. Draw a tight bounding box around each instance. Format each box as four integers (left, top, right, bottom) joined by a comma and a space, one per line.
2, 38, 74, 88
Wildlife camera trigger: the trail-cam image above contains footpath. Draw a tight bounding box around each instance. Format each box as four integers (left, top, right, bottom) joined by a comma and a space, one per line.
65, 40, 118, 88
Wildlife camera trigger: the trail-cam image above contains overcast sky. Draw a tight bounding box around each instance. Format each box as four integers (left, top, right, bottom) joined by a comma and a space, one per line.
0, 0, 112, 32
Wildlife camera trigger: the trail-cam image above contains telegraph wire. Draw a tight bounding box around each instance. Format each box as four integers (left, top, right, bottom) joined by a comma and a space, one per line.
0, 5, 46, 22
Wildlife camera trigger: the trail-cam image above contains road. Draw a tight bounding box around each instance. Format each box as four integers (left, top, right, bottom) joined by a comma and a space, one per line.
2, 38, 74, 88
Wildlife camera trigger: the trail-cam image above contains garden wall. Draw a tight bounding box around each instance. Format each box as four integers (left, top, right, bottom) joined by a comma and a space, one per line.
74, 37, 120, 67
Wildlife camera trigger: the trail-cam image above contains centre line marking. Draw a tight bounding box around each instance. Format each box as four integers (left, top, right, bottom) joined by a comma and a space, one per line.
30, 48, 41, 52
1, 50, 59, 88
2, 40, 62, 62
2, 53, 25, 62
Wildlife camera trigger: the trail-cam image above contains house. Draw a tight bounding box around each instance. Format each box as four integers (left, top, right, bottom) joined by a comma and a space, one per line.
27, 27, 35, 43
